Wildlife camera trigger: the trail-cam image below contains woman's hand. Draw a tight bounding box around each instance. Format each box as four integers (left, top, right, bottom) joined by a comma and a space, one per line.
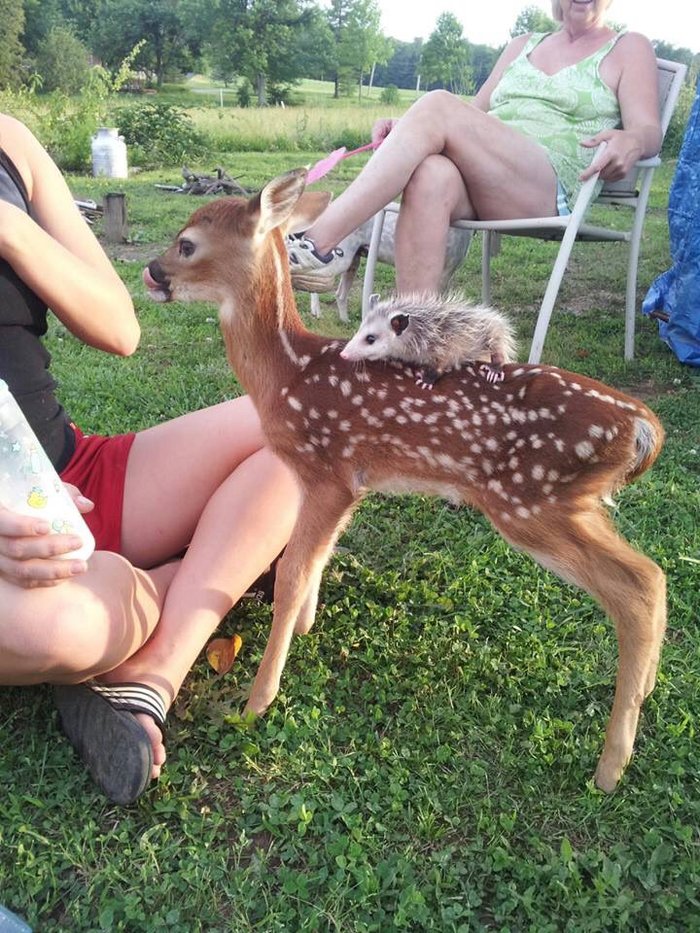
579, 129, 644, 182
371, 118, 398, 148
0, 485, 94, 588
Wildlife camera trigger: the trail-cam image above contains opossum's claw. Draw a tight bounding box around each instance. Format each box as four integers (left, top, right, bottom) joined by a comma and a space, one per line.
479, 363, 505, 384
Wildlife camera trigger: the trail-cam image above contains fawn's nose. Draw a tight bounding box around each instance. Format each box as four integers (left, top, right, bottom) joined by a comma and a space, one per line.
143, 260, 168, 288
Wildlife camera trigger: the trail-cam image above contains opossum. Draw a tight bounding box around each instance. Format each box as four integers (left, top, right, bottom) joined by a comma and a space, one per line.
340, 293, 517, 387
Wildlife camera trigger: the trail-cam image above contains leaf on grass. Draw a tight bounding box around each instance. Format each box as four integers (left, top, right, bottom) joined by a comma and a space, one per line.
206, 634, 243, 675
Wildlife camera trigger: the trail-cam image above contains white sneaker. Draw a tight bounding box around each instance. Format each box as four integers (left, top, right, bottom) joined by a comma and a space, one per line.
286, 233, 346, 275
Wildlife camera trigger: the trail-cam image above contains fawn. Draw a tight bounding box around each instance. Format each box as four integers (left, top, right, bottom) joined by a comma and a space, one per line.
144, 169, 667, 793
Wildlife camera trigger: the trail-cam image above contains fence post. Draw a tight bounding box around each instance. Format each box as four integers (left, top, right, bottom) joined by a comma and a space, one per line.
103, 192, 128, 243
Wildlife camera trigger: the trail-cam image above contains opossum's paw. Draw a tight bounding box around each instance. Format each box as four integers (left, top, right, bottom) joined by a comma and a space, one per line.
415, 375, 434, 390
416, 367, 440, 390
479, 363, 504, 384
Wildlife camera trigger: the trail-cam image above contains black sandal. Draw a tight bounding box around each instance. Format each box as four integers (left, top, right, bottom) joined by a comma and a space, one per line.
242, 550, 284, 604
54, 681, 167, 805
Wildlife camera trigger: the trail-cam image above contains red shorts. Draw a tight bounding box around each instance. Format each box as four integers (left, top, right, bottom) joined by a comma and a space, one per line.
59, 426, 136, 553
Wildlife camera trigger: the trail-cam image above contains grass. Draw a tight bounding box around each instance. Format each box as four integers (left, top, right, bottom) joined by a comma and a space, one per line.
1, 147, 699, 931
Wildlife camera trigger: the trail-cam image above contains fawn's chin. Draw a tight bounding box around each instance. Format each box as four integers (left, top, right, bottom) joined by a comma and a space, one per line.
146, 287, 171, 303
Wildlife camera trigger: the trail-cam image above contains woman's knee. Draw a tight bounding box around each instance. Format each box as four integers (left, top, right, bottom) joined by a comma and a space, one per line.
403, 156, 466, 220
0, 552, 158, 681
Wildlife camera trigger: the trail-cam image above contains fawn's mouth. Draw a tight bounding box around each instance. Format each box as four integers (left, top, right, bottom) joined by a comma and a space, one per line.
143, 263, 172, 302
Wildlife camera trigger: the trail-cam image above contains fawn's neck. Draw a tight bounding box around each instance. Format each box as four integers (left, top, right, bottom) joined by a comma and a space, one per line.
218, 241, 324, 406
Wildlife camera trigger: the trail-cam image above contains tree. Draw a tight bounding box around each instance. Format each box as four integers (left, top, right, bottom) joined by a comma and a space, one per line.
469, 42, 500, 93
328, 0, 388, 99
89, 0, 201, 86
511, 5, 556, 37
189, 0, 317, 106
420, 12, 471, 94
35, 25, 91, 93
0, 0, 25, 89
292, 7, 336, 82
22, 0, 63, 57
373, 38, 422, 90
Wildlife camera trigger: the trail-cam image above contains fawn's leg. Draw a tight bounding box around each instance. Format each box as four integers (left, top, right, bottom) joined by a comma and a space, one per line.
245, 484, 356, 715
294, 501, 356, 635
492, 505, 666, 793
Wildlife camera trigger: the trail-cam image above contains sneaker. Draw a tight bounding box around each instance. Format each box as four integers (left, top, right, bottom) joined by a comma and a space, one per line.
286, 232, 345, 275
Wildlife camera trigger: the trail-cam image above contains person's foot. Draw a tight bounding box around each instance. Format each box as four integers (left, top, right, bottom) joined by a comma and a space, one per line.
286, 233, 346, 276
54, 681, 168, 804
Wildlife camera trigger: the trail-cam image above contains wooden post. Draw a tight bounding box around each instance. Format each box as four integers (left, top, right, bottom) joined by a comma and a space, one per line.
103, 192, 128, 243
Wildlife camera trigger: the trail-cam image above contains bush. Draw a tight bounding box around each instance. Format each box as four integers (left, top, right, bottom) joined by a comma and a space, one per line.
663, 82, 695, 157
113, 101, 206, 167
236, 80, 252, 108
35, 26, 90, 94
379, 84, 400, 105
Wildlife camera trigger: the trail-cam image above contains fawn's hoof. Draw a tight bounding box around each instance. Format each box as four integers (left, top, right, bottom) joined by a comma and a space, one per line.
594, 757, 625, 793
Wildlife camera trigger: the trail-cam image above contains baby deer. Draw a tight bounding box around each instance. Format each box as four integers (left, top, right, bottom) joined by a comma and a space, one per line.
144, 169, 666, 793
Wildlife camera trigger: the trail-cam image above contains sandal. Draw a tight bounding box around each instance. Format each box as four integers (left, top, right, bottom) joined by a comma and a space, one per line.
242, 550, 283, 604
53, 681, 167, 805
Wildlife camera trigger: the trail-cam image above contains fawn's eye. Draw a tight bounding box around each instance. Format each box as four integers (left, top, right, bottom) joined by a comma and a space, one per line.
365, 334, 376, 345
179, 238, 195, 258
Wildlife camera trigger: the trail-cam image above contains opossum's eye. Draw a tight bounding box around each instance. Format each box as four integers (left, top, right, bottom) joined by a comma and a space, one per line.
179, 238, 195, 258
364, 334, 377, 345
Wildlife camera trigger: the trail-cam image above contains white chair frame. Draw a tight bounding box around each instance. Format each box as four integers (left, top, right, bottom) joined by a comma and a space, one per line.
361, 58, 687, 363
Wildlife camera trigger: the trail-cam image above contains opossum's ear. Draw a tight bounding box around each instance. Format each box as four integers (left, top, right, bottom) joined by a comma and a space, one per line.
390, 313, 410, 336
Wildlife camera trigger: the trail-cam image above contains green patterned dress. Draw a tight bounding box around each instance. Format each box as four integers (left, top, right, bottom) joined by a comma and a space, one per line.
488, 31, 624, 208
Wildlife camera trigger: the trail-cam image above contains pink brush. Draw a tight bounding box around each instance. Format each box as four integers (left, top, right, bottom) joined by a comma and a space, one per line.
305, 141, 377, 184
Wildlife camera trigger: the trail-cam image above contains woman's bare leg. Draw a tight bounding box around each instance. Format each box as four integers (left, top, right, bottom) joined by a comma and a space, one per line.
104, 397, 299, 774
2, 396, 300, 779
305, 91, 558, 257
394, 154, 474, 293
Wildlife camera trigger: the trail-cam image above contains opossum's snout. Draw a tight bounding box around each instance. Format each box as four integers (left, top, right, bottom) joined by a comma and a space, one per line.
341, 333, 373, 361
340, 344, 362, 361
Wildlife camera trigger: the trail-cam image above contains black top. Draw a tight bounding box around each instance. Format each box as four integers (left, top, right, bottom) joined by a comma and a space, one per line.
0, 148, 75, 470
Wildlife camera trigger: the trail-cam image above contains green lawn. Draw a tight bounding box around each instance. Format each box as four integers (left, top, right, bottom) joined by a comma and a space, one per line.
1, 154, 699, 931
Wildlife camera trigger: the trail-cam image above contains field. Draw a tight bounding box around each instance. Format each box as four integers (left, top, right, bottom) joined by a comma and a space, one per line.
0, 131, 699, 930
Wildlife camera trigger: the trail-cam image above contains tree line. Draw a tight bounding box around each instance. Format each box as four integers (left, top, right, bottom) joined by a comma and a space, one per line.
1, 0, 697, 105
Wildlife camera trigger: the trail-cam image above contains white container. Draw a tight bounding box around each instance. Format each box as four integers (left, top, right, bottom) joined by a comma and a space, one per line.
91, 127, 128, 179
0, 380, 95, 561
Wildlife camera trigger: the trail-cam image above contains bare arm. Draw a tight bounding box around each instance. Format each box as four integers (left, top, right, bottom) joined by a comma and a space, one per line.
472, 35, 530, 112
0, 114, 139, 355
580, 32, 661, 181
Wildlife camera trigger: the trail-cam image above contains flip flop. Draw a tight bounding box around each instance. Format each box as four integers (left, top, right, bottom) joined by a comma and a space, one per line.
242, 550, 283, 604
53, 681, 167, 805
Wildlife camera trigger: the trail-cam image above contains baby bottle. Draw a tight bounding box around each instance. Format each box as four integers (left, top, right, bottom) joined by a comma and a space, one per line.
0, 379, 95, 561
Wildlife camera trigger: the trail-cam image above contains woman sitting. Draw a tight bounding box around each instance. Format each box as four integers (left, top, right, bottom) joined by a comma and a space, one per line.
288, 0, 661, 296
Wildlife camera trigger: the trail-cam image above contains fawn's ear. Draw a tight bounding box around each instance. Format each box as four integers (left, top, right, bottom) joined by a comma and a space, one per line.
255, 169, 332, 237
390, 312, 410, 336
256, 169, 307, 236
287, 191, 333, 234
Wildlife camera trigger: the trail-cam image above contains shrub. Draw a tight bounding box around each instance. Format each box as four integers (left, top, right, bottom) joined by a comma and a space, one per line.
236, 80, 252, 108
113, 101, 206, 167
379, 84, 400, 105
35, 26, 90, 94
663, 82, 695, 157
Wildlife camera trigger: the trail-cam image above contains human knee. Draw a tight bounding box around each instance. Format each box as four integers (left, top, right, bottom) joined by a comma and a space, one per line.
404, 155, 460, 202
415, 89, 458, 119
14, 552, 151, 678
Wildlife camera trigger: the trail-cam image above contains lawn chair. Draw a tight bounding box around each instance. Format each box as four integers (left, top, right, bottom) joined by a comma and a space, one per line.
361, 58, 688, 363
